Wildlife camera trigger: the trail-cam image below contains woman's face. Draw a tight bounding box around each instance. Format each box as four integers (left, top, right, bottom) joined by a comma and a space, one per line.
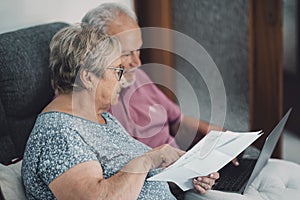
94, 58, 123, 110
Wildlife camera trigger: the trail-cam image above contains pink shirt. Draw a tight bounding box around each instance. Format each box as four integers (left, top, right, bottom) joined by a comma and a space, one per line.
109, 68, 181, 148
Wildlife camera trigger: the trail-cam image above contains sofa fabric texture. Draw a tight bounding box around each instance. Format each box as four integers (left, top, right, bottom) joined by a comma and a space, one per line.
0, 160, 26, 200
0, 22, 68, 164
1, 159, 299, 200
185, 159, 300, 200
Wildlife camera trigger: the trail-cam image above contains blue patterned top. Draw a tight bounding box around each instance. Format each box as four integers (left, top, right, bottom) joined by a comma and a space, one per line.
21, 112, 175, 200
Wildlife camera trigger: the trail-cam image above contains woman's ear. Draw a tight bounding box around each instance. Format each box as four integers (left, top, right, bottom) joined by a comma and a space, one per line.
80, 69, 94, 90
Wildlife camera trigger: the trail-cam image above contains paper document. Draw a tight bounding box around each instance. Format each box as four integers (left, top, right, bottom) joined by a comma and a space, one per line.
147, 130, 263, 191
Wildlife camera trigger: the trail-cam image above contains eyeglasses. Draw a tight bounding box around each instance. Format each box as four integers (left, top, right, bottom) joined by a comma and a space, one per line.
107, 65, 124, 81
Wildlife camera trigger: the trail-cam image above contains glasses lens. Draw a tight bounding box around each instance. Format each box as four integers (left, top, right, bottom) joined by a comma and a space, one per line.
107, 66, 124, 81
118, 66, 124, 81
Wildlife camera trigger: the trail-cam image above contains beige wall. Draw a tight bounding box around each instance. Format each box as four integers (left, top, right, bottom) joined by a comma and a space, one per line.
0, 0, 134, 34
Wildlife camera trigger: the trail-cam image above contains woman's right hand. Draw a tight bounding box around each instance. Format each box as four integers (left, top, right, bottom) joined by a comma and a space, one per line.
145, 144, 185, 169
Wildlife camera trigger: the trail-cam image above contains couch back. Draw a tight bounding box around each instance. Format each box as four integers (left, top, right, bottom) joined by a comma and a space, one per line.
0, 22, 68, 164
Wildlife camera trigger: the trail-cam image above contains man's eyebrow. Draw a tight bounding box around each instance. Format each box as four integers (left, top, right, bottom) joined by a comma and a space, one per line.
121, 49, 140, 54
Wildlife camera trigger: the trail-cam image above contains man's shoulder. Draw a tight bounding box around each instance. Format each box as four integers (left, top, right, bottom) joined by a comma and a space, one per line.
135, 68, 152, 81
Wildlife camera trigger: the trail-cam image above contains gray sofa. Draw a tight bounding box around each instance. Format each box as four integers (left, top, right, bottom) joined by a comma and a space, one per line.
0, 22, 68, 164
0, 22, 68, 199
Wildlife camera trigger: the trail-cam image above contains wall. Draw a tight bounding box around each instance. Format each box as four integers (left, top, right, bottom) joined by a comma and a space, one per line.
283, 0, 299, 75
0, 0, 133, 34
283, 0, 300, 136
172, 0, 249, 131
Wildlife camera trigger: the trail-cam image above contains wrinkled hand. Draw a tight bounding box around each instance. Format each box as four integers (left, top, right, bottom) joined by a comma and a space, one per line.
145, 144, 185, 169
193, 172, 219, 194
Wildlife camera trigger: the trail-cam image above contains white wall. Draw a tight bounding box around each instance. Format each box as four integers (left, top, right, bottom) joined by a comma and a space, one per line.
0, 0, 134, 34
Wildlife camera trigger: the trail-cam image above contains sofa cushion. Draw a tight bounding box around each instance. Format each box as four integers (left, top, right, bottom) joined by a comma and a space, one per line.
0, 160, 26, 200
184, 159, 300, 200
0, 22, 69, 164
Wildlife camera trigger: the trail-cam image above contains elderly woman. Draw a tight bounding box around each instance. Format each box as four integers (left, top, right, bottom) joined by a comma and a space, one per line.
21, 24, 219, 200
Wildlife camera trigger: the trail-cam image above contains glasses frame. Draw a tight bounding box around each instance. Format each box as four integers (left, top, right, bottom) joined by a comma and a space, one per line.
107, 65, 124, 81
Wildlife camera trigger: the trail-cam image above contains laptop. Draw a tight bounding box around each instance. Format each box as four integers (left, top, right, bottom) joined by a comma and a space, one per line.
212, 108, 292, 194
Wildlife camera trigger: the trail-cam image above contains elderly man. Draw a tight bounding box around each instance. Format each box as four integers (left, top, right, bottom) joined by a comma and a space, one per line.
81, 3, 241, 197
81, 3, 233, 155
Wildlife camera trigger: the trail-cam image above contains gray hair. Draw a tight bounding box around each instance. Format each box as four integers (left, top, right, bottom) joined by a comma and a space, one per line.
50, 23, 121, 94
82, 2, 137, 33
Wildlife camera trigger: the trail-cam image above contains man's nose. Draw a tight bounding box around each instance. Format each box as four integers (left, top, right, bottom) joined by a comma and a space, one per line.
130, 51, 141, 67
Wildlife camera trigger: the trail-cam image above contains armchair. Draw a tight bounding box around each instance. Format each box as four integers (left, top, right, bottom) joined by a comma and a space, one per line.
0, 22, 68, 199
0, 22, 68, 163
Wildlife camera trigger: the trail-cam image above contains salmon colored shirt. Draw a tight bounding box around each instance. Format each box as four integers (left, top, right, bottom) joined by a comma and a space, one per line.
109, 68, 181, 148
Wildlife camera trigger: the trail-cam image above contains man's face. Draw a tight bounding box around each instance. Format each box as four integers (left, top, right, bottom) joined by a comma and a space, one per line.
108, 18, 143, 87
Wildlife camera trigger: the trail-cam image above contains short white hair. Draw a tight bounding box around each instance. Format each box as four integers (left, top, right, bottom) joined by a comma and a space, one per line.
82, 3, 137, 33
50, 23, 121, 93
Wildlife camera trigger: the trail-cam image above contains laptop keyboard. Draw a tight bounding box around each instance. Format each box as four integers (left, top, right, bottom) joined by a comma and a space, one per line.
212, 159, 257, 192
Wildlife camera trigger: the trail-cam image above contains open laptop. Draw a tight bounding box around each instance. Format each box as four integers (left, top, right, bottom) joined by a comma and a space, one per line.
212, 108, 292, 194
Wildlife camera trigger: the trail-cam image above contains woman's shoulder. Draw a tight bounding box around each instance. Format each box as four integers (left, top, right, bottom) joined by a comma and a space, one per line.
36, 111, 98, 133
27, 112, 94, 154
37, 111, 73, 125
30, 112, 75, 138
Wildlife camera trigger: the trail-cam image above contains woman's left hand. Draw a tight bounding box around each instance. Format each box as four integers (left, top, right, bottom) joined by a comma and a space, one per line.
192, 172, 219, 194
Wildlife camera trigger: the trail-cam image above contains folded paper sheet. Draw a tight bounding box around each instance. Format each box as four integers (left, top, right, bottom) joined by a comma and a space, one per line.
148, 130, 263, 191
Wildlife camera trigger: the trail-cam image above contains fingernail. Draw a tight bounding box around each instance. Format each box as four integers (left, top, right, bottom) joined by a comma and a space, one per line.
197, 177, 202, 181
210, 174, 214, 178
